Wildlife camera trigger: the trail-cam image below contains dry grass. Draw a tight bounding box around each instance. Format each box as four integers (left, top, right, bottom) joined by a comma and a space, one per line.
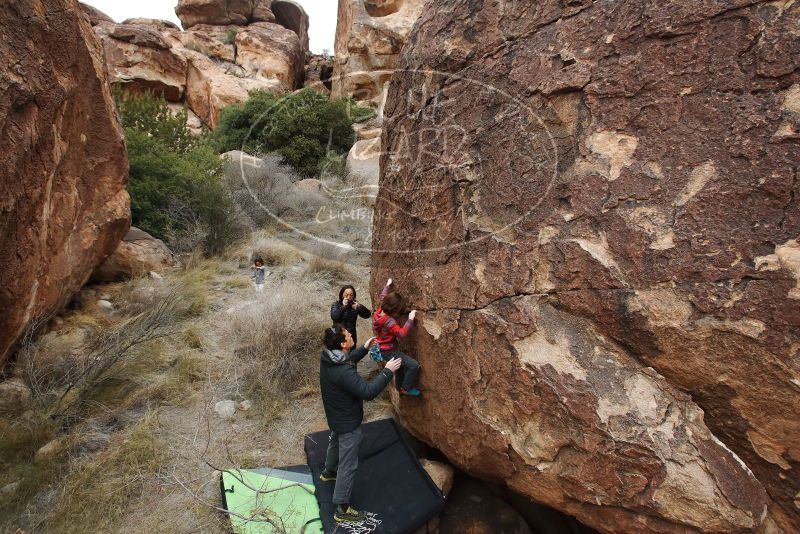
223, 153, 296, 226
256, 242, 303, 267
1, 222, 374, 534
225, 280, 330, 404
302, 256, 353, 284
20, 282, 204, 421
40, 413, 169, 534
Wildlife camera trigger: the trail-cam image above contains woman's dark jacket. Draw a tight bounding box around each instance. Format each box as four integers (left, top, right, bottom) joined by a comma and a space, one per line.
330, 300, 372, 344
319, 346, 394, 434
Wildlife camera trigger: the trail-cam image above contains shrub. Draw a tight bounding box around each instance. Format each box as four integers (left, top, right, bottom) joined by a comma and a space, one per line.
226, 281, 329, 397
214, 89, 375, 177
302, 256, 353, 284
19, 281, 201, 420
117, 92, 244, 254
43, 413, 169, 534
222, 153, 296, 224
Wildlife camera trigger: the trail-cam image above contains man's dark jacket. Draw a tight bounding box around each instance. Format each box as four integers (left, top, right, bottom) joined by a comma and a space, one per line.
320, 345, 394, 434
330, 300, 372, 344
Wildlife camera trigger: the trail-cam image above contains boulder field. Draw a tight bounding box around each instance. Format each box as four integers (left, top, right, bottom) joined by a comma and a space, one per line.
81, 0, 309, 129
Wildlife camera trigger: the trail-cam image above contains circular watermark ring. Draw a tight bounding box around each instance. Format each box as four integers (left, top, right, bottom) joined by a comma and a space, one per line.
232, 68, 562, 256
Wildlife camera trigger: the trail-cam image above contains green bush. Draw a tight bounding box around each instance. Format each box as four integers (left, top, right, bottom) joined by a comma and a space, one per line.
213, 89, 375, 177
117, 93, 242, 254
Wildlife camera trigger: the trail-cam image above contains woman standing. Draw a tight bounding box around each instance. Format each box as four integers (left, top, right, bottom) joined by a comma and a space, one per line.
330, 285, 372, 345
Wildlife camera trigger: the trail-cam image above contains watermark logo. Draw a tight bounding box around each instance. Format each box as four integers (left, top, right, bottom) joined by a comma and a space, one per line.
230, 69, 561, 259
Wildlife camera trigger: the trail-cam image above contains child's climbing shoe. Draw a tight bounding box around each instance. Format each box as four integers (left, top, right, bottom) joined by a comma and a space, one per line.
334, 505, 365, 523
400, 388, 422, 397
319, 469, 337, 482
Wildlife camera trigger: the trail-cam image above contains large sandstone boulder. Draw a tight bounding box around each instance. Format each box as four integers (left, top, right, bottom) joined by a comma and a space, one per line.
79, 2, 114, 26
92, 227, 180, 283
176, 0, 271, 28
271, 0, 309, 54
235, 22, 305, 90
175, 24, 238, 63
0, 0, 130, 368
95, 3, 307, 130
95, 22, 188, 101
373, 1, 799, 533
184, 49, 283, 128
332, 0, 426, 111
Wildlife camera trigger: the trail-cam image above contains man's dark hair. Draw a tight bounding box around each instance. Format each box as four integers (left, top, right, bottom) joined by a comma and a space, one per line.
323, 323, 347, 350
338, 285, 356, 302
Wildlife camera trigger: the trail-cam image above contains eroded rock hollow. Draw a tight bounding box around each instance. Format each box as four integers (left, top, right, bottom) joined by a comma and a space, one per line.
372, 1, 799, 532
0, 0, 131, 367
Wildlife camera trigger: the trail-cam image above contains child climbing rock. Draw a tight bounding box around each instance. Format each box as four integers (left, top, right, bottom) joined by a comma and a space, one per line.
251, 257, 267, 293
372, 278, 423, 397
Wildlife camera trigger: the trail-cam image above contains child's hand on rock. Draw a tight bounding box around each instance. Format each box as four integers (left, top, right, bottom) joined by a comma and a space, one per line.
409, 310, 417, 320
387, 278, 393, 286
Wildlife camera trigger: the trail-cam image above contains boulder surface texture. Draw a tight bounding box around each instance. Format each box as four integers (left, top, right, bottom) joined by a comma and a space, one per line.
0, 0, 130, 368
92, 227, 179, 283
332, 0, 426, 111
372, 1, 800, 532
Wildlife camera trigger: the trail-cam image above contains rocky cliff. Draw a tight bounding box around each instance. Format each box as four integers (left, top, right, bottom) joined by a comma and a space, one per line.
82, 0, 309, 129
373, 1, 799, 532
333, 0, 425, 202
0, 0, 130, 368
332, 0, 425, 112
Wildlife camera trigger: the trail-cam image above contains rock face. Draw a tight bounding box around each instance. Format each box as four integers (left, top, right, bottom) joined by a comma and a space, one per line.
92, 0, 309, 130
304, 54, 334, 94
0, 0, 130, 369
92, 227, 180, 283
235, 22, 306, 90
175, 0, 309, 51
373, 1, 799, 533
95, 23, 189, 101
175, 0, 275, 29
79, 1, 114, 26
271, 1, 309, 54
332, 0, 425, 111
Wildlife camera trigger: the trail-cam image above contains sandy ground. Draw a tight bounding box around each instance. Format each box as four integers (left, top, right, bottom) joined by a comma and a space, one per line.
114, 230, 392, 534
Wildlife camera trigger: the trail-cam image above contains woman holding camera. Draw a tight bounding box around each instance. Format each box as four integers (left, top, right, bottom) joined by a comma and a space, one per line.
330, 285, 372, 346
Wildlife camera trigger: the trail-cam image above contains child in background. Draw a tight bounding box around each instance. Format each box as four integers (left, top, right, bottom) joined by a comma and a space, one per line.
372, 278, 422, 397
251, 257, 267, 292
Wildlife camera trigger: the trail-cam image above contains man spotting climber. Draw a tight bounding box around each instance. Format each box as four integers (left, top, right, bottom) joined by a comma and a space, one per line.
319, 324, 402, 523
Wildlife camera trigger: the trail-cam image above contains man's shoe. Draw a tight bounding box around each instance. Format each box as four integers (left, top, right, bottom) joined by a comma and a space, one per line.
400, 387, 422, 397
319, 469, 337, 482
334, 505, 366, 523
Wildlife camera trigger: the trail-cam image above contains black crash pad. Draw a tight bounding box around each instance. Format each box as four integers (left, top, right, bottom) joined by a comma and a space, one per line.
305, 418, 445, 534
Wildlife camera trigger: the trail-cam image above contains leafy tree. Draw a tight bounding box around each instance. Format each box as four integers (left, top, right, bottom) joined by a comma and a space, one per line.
117, 93, 241, 254
213, 89, 375, 176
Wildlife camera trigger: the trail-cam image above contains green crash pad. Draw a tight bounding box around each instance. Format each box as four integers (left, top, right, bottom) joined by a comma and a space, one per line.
220, 468, 323, 534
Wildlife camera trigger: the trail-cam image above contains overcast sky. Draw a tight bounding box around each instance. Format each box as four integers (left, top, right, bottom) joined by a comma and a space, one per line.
82, 0, 337, 54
